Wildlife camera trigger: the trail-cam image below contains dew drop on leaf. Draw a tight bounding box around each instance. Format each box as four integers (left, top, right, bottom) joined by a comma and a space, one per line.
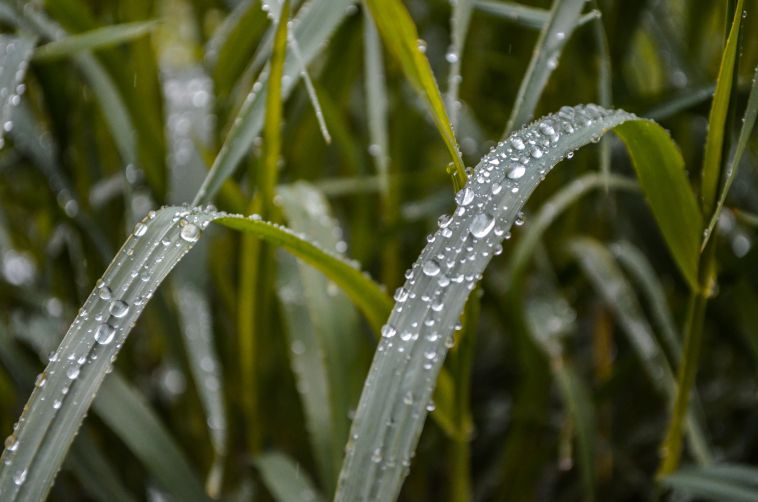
95, 324, 116, 345
469, 213, 495, 238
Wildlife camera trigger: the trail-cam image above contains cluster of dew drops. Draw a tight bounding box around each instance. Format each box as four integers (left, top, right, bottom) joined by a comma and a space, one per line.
0, 39, 30, 150
355, 106, 614, 472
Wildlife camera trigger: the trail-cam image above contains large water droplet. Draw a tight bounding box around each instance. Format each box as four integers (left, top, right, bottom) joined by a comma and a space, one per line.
95, 324, 116, 345
13, 469, 26, 486
469, 213, 495, 238
109, 299, 129, 318
133, 222, 147, 237
97, 282, 112, 301
66, 366, 80, 380
422, 259, 441, 277
511, 137, 525, 150
180, 221, 200, 242
455, 187, 474, 206
393, 287, 409, 302
506, 163, 526, 179
381, 324, 397, 339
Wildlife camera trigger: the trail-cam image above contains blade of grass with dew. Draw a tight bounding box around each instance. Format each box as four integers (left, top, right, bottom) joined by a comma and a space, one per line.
4, 310, 206, 502
0, 324, 137, 502
700, 0, 744, 218
256, 451, 323, 502
473, 0, 599, 29
361, 0, 466, 189
31, 20, 157, 61
363, 14, 390, 198
504, 0, 589, 136
662, 464, 758, 502
446, 0, 473, 130
276, 182, 367, 494
610, 241, 681, 360
192, 0, 353, 205
0, 34, 35, 150
507, 171, 638, 285
568, 237, 711, 465
334, 104, 702, 501
644, 84, 716, 121
702, 64, 758, 249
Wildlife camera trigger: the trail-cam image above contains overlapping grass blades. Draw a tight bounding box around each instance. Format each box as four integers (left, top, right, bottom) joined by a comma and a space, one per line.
334, 104, 700, 501
192, 0, 353, 205
0, 33, 35, 149
31, 20, 157, 61
662, 464, 758, 501
0, 202, 396, 499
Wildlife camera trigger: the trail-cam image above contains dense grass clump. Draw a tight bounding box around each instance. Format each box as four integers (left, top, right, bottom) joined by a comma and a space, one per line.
0, 0, 756, 501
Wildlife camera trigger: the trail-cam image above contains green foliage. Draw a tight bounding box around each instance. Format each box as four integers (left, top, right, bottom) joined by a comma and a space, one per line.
0, 0, 756, 501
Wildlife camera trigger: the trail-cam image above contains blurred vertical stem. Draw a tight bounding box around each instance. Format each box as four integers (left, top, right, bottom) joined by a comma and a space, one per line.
449, 289, 479, 502
658, 0, 743, 475
238, 0, 290, 454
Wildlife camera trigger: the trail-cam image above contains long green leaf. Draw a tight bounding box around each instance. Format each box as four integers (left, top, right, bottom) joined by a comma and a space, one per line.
192, 0, 353, 205
474, 0, 599, 29
32, 20, 157, 61
504, 0, 588, 135
362, 0, 467, 188
702, 64, 758, 248
700, 0, 744, 217
446, 0, 473, 129
0, 34, 36, 150
334, 104, 700, 501
363, 14, 390, 198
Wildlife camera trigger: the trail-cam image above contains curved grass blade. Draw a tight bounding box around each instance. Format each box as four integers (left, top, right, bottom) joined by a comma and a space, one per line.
0, 207, 214, 501
334, 104, 700, 501
192, 0, 354, 205
256, 451, 323, 502
474, 0, 599, 29
276, 183, 367, 494
362, 0, 467, 188
644, 84, 715, 121
0, 34, 36, 150
700, 0, 744, 217
504, 0, 589, 135
662, 464, 758, 502
590, 3, 612, 184
702, 65, 758, 249
31, 20, 157, 61
610, 241, 681, 360
568, 237, 711, 465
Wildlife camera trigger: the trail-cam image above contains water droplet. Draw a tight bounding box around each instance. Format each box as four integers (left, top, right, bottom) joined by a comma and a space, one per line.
371, 448, 382, 463
4, 435, 18, 452
394, 287, 409, 302
438, 214, 452, 228
400, 331, 413, 342
13, 469, 26, 486
455, 187, 475, 206
97, 282, 112, 301
469, 213, 495, 238
403, 391, 414, 405
416, 39, 427, 53
133, 222, 147, 237
180, 221, 200, 242
491, 183, 502, 195
531, 147, 543, 159
66, 366, 80, 380
511, 137, 525, 150
422, 259, 440, 277
445, 51, 459, 64
95, 324, 115, 345
506, 163, 526, 179
381, 324, 397, 338
108, 300, 129, 318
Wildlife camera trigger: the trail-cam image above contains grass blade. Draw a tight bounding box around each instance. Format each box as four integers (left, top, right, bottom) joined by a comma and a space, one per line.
363, 14, 390, 197
504, 0, 588, 135
334, 104, 699, 501
446, 0, 473, 129
568, 237, 711, 465
32, 20, 157, 61
256, 451, 323, 502
362, 0, 467, 188
192, 0, 354, 205
700, 0, 744, 217
662, 464, 758, 502
276, 182, 368, 494
0, 34, 36, 150
702, 65, 758, 249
